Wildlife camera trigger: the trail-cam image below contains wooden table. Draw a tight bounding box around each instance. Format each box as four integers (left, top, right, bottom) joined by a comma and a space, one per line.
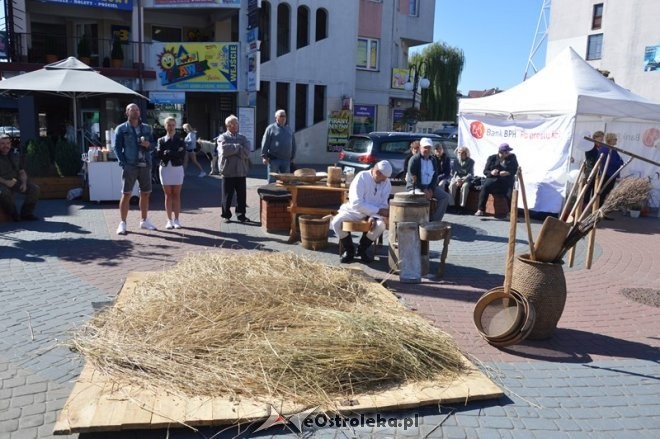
276, 182, 349, 243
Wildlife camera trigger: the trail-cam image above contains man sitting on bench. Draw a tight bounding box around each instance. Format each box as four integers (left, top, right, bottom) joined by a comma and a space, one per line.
331, 161, 392, 264
406, 137, 449, 221
475, 143, 519, 216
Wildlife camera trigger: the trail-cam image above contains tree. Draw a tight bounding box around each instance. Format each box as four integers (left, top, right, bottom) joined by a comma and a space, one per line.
412, 43, 464, 122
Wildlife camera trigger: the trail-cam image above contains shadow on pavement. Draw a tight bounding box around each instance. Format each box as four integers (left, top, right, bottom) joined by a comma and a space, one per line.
501, 328, 660, 363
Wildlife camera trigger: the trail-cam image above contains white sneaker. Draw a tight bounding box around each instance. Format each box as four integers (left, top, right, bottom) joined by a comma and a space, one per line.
116, 221, 127, 235
172, 219, 182, 229
165, 220, 174, 229
474, 210, 484, 216
140, 218, 157, 230
198, 171, 206, 178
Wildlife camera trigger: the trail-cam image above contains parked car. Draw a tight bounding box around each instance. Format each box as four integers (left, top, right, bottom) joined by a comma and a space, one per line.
0, 126, 20, 137
338, 131, 456, 181
432, 122, 458, 140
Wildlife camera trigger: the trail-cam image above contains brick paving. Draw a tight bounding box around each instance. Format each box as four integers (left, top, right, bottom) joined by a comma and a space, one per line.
1, 162, 659, 438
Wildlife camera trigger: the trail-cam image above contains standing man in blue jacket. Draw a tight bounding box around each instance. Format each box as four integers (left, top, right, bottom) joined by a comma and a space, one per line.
113, 103, 156, 235
261, 109, 296, 183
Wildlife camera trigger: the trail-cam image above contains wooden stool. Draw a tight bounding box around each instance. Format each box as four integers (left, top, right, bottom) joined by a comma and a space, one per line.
338, 220, 384, 254
418, 221, 452, 278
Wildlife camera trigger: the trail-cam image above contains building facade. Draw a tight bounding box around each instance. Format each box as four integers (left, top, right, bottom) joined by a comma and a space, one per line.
1, 0, 436, 164
547, 0, 660, 102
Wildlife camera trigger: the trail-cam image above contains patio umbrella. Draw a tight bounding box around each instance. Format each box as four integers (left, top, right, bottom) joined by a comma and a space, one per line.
0, 57, 147, 150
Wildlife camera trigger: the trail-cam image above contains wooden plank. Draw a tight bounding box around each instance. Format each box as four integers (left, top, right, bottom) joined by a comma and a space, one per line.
56, 270, 503, 433
53, 366, 102, 434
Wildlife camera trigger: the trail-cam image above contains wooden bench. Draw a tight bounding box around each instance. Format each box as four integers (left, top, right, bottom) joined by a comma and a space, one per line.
465, 188, 508, 217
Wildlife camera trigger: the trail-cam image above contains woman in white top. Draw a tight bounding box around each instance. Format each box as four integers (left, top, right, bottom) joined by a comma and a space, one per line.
182, 123, 206, 177
156, 117, 186, 229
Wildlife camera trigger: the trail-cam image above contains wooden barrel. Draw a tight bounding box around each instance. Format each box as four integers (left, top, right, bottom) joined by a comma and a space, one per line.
327, 166, 342, 186
388, 193, 429, 271
299, 215, 331, 250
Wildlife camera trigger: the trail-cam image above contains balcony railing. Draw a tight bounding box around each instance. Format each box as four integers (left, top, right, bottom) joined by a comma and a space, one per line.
9, 33, 152, 69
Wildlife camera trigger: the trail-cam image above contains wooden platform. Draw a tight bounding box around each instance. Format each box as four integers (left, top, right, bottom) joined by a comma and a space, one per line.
54, 272, 502, 435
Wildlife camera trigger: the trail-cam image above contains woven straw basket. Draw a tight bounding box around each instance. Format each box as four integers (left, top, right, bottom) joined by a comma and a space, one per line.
510, 254, 567, 340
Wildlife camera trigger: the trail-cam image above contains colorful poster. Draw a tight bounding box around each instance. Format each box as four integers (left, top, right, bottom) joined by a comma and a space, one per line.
153, 42, 238, 91
643, 45, 660, 72
38, 0, 133, 11
247, 52, 260, 92
154, 0, 239, 5
391, 68, 408, 89
392, 108, 405, 132
352, 105, 375, 134
327, 110, 352, 152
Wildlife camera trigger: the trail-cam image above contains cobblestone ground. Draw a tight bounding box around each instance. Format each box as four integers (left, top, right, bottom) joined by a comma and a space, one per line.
1, 164, 658, 438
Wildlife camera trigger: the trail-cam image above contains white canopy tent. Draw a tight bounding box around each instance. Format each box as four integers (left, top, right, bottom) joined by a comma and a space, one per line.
0, 57, 147, 150
458, 47, 660, 212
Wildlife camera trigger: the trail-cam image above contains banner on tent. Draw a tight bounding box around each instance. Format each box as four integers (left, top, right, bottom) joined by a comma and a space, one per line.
458, 115, 575, 213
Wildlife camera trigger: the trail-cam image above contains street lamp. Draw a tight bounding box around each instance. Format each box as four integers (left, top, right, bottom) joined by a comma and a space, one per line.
403, 60, 431, 110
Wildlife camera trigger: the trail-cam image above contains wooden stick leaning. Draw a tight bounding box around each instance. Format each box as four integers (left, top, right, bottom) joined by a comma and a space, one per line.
559, 161, 586, 222
567, 176, 585, 268
583, 136, 660, 167
567, 154, 604, 222
504, 184, 519, 294
516, 169, 535, 260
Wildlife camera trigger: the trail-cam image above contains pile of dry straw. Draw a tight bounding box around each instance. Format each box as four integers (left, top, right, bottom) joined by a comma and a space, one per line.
71, 252, 465, 407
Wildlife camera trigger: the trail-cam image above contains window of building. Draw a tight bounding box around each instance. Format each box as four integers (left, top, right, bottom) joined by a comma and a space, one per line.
314, 85, 326, 124
592, 3, 604, 30
586, 33, 603, 60
408, 0, 419, 17
295, 84, 308, 130
315, 8, 328, 41
152, 26, 182, 42
297, 6, 310, 49
357, 38, 379, 70
276, 82, 289, 114
260, 2, 271, 62
277, 3, 291, 56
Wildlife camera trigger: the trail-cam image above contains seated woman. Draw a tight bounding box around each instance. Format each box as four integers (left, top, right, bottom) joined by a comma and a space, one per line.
448, 146, 475, 211
434, 142, 452, 190
475, 143, 519, 216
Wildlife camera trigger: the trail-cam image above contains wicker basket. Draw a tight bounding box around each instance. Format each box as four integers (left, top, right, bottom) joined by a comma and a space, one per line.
510, 254, 566, 340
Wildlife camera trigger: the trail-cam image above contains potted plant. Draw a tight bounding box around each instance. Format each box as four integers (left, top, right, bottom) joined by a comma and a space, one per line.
628, 204, 641, 218
25, 138, 52, 177
77, 35, 92, 64
54, 138, 82, 177
110, 39, 123, 68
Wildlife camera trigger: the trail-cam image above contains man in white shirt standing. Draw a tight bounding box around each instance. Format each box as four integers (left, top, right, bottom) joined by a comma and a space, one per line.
331, 161, 392, 263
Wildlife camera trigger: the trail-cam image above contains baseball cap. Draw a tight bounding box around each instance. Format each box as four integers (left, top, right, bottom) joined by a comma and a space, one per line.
499, 143, 513, 152
375, 160, 392, 178
420, 137, 434, 148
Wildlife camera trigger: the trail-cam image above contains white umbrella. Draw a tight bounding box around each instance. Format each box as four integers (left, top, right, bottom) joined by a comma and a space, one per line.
0, 57, 147, 149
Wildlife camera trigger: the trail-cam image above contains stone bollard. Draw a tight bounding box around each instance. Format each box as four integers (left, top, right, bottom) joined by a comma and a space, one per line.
397, 221, 421, 283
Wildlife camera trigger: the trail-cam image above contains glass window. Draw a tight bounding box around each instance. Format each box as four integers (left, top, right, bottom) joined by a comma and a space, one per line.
357, 38, 379, 70
297, 6, 309, 49
380, 141, 411, 154
592, 3, 604, 30
277, 3, 290, 56
259, 1, 271, 62
276, 82, 289, 113
152, 26, 182, 42
315, 8, 328, 41
409, 0, 419, 17
586, 34, 603, 60
313, 85, 326, 124
295, 84, 308, 130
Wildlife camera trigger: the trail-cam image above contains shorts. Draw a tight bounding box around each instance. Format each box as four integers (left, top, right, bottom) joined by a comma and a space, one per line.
121, 165, 152, 194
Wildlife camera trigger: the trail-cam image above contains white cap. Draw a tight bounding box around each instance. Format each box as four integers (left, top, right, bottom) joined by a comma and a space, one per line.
375, 160, 392, 177
420, 137, 434, 148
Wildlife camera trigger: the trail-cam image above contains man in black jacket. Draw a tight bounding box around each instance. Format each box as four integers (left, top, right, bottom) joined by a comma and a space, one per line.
475, 143, 519, 216
405, 137, 449, 221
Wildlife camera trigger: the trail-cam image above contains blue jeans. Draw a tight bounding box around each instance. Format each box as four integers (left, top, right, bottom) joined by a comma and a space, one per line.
267, 158, 291, 183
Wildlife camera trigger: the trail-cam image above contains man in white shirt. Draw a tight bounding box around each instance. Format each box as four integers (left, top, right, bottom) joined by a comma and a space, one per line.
331, 161, 392, 263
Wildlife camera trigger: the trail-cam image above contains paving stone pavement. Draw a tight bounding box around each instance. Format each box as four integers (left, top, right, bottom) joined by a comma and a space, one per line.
1, 163, 659, 438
